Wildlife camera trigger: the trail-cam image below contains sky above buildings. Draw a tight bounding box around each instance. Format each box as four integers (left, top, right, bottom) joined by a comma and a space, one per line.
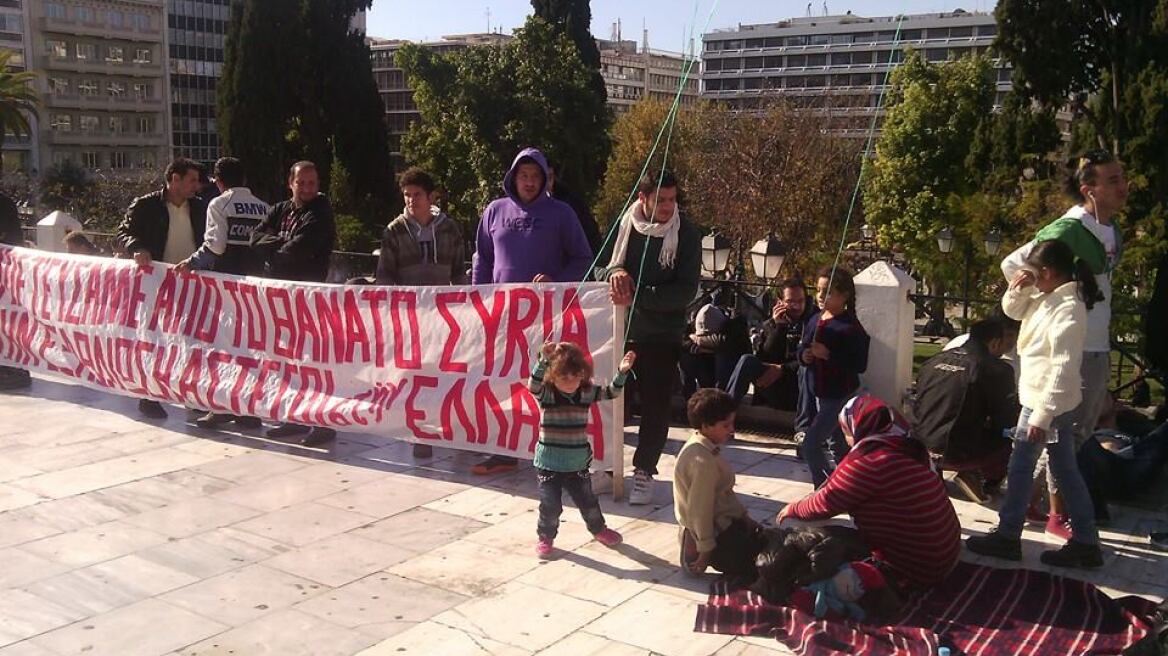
367, 0, 997, 53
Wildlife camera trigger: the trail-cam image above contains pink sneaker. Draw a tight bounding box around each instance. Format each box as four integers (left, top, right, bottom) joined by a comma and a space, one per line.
536, 537, 554, 559
594, 528, 623, 547
1045, 513, 1072, 541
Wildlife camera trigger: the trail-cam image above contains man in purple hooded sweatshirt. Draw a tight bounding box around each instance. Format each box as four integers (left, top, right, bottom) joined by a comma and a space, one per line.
470, 147, 594, 475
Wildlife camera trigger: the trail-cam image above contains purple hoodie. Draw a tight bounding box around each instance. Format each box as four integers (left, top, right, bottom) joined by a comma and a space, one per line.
471, 148, 593, 284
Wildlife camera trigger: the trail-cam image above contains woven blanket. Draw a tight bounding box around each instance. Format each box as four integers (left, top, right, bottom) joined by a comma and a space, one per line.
695, 561, 1159, 655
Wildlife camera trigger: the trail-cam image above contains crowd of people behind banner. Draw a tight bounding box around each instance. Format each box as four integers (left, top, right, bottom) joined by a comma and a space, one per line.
2, 144, 1166, 611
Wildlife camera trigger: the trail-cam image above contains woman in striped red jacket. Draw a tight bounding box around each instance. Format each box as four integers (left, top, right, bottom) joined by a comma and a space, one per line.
777, 394, 961, 589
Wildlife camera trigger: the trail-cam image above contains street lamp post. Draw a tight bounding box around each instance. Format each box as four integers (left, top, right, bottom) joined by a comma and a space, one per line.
936, 226, 1004, 325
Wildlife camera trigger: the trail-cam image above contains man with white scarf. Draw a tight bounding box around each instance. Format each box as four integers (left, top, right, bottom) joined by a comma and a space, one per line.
595, 170, 702, 504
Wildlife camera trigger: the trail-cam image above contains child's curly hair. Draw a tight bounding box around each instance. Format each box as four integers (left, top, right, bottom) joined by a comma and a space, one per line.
544, 342, 593, 386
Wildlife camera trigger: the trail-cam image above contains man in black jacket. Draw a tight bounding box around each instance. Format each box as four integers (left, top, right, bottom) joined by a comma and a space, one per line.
116, 158, 206, 418
250, 160, 336, 446
547, 159, 602, 256
0, 192, 30, 391
725, 279, 817, 433
913, 317, 1020, 502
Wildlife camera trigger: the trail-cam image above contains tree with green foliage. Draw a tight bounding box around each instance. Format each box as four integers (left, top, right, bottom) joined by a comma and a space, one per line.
0, 49, 39, 166
531, 0, 601, 68
996, 0, 1168, 343
863, 50, 996, 301
219, 0, 394, 230
398, 17, 611, 220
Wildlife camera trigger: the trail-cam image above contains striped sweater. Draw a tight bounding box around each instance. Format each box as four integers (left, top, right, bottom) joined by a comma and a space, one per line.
529, 358, 627, 472
786, 437, 961, 587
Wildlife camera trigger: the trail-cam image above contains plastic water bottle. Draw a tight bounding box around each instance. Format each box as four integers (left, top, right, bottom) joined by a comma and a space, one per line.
938, 647, 951, 656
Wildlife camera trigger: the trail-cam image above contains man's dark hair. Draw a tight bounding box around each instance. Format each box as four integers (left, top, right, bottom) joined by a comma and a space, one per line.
289, 160, 317, 181
780, 277, 807, 293
968, 318, 1005, 346
213, 157, 245, 188
165, 157, 202, 182
1064, 149, 1117, 202
638, 169, 680, 196
398, 167, 436, 193
687, 388, 738, 429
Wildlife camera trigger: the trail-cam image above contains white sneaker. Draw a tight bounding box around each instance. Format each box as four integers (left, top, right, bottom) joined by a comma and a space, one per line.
590, 470, 614, 494
628, 469, 654, 505
792, 431, 806, 446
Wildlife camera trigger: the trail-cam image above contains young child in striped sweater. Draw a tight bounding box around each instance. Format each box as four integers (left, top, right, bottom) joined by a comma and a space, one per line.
530, 342, 636, 559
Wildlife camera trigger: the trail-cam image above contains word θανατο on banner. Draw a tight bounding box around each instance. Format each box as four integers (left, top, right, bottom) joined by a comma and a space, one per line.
0, 244, 617, 465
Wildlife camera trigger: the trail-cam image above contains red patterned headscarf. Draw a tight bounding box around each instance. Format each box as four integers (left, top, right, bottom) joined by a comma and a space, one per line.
837, 394, 911, 443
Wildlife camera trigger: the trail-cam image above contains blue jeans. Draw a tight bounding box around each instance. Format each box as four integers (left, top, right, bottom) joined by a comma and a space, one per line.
795, 365, 815, 434
537, 468, 606, 539
726, 354, 766, 402
801, 396, 851, 488
998, 407, 1098, 544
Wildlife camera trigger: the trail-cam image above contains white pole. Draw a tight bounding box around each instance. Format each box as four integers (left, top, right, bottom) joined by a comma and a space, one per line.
612, 304, 627, 500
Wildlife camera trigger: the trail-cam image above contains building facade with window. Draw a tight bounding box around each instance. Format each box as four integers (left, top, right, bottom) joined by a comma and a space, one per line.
30, 0, 169, 171
701, 10, 1011, 136
0, 0, 35, 173
167, 0, 228, 165
599, 36, 699, 115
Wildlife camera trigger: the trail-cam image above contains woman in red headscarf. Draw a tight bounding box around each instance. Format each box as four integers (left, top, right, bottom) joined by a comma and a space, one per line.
777, 394, 961, 588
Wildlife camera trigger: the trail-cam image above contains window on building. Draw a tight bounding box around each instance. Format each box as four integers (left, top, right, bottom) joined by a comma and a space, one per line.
79, 115, 99, 132
53, 152, 73, 166
107, 82, 126, 98
978, 25, 998, 37
949, 26, 974, 38
853, 32, 875, 44
830, 74, 851, 87
78, 80, 98, 96
704, 58, 722, 72
805, 75, 826, 88
111, 152, 129, 169
46, 40, 68, 58
830, 34, 853, 45
901, 29, 923, 41
76, 43, 96, 60
49, 78, 70, 95
110, 116, 128, 133
137, 151, 156, 169
45, 3, 66, 19
81, 152, 99, 168
108, 10, 123, 28
705, 79, 722, 92
133, 82, 150, 99
831, 52, 852, 66
744, 56, 765, 69
134, 48, 152, 64
852, 73, 874, 86
926, 48, 948, 62
50, 114, 72, 131
786, 35, 809, 47
764, 37, 783, 47
764, 56, 782, 68
786, 76, 805, 88
725, 39, 743, 50
106, 46, 124, 63
852, 51, 874, 64
137, 116, 154, 133
806, 53, 827, 66
134, 14, 151, 31
75, 6, 94, 23
745, 38, 765, 49
0, 13, 22, 33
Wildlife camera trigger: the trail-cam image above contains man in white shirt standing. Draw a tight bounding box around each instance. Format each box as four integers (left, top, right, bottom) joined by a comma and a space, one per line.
999, 149, 1128, 536
176, 157, 270, 430
115, 157, 207, 420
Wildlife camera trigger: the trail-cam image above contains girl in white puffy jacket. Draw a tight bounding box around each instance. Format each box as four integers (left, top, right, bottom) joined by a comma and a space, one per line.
966, 238, 1105, 570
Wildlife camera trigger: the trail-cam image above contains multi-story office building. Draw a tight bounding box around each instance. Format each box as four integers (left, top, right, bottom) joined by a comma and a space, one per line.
30, 0, 169, 171
701, 10, 1011, 135
599, 31, 699, 114
369, 33, 513, 167
167, 0, 228, 165
0, 0, 36, 173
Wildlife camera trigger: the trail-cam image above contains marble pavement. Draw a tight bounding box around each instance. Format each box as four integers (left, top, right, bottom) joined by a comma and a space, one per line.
1, 376, 1164, 656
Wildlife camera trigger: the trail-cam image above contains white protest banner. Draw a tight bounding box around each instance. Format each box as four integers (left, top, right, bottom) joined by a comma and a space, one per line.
0, 245, 619, 467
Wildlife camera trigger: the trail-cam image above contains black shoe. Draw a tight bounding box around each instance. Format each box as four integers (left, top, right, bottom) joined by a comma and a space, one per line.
966, 531, 1022, 561
266, 423, 311, 439
138, 399, 168, 419
412, 444, 434, 458
1094, 502, 1112, 527
233, 416, 263, 429
299, 427, 336, 448
195, 412, 234, 429
0, 368, 31, 390
1040, 540, 1103, 569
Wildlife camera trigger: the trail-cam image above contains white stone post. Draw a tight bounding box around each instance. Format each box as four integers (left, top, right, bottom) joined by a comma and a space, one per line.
854, 262, 916, 411
35, 211, 83, 253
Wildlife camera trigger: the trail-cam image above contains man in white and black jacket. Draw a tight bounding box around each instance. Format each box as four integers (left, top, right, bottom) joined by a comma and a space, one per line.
177, 157, 270, 277
250, 160, 336, 447
116, 157, 206, 419
176, 157, 270, 431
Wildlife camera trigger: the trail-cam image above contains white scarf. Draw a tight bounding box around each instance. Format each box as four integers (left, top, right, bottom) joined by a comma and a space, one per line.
607, 199, 680, 270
